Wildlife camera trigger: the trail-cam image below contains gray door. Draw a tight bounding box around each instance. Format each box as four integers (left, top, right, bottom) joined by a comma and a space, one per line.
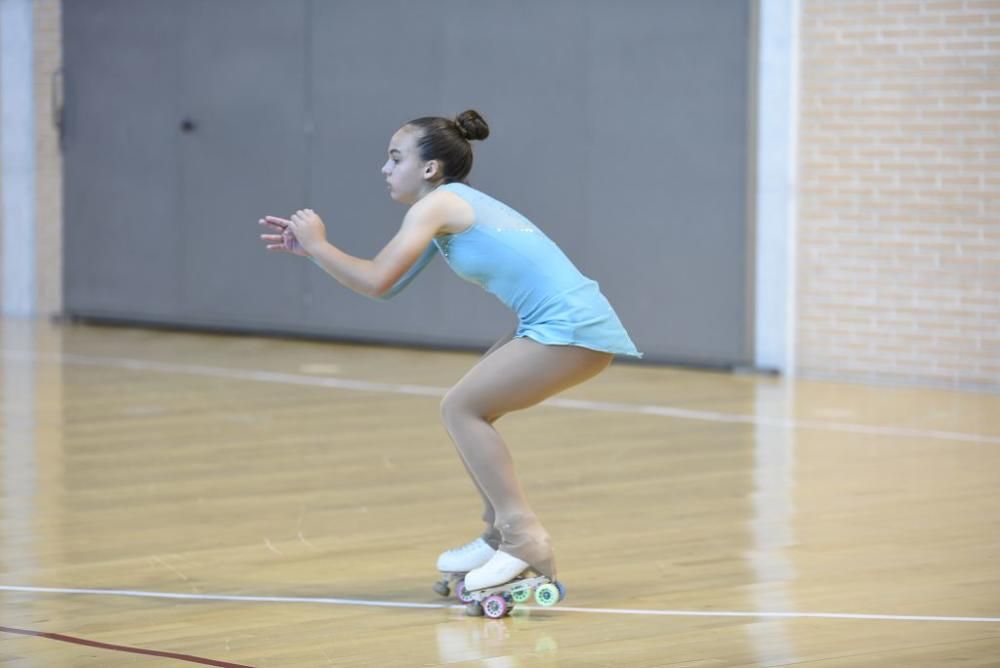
585, 0, 753, 366
175, 1, 309, 329
63, 1, 183, 318
64, 0, 755, 367
63, 0, 309, 330
302, 0, 512, 346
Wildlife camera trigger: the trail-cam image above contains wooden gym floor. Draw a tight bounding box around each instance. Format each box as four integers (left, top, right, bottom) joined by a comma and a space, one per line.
1, 318, 998, 667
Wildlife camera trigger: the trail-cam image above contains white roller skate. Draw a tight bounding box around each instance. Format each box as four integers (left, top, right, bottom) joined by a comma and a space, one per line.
432, 537, 497, 602
460, 551, 566, 619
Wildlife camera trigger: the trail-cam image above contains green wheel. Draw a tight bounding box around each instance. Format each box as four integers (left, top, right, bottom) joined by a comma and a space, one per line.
510, 584, 532, 603
534, 583, 560, 607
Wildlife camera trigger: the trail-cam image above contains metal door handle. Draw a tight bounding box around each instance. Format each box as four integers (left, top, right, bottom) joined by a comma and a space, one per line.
52, 68, 64, 150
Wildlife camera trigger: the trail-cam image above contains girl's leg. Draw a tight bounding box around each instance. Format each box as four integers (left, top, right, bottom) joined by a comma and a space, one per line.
440, 337, 613, 578
451, 324, 519, 548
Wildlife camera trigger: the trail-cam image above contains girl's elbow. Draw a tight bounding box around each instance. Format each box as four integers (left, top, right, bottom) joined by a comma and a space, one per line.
369, 276, 395, 299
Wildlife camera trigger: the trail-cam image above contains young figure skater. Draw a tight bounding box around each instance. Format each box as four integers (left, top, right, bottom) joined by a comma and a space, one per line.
259, 110, 641, 615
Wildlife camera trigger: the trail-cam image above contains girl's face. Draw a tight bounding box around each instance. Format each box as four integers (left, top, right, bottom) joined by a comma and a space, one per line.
381, 127, 439, 204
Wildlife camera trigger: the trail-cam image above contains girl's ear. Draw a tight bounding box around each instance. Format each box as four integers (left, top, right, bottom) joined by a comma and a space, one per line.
423, 160, 443, 181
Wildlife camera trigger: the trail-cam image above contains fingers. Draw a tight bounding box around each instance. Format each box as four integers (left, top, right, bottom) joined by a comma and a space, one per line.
259, 210, 316, 256
259, 216, 290, 230
290, 209, 317, 223
259, 211, 314, 229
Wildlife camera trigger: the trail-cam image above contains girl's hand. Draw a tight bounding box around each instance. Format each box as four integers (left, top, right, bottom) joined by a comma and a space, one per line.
287, 209, 327, 255
259, 215, 308, 256
258, 209, 325, 257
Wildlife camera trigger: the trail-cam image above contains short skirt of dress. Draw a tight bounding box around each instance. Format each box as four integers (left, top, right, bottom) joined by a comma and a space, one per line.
514, 284, 642, 358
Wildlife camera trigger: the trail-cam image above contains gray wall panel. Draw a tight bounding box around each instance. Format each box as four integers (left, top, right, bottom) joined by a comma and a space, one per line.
439, 0, 592, 300
585, 0, 752, 363
304, 0, 473, 345
177, 1, 309, 328
63, 1, 182, 317
64, 0, 755, 366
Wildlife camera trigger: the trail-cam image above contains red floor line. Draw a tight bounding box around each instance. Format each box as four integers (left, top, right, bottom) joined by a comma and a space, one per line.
0, 626, 255, 667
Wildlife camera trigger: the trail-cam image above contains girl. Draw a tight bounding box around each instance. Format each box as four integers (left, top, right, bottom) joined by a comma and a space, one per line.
259, 110, 641, 611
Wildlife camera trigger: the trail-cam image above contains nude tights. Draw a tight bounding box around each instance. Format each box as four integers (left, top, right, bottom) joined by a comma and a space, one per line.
440, 336, 612, 578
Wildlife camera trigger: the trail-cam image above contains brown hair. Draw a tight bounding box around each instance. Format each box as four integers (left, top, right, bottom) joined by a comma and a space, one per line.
404, 109, 490, 184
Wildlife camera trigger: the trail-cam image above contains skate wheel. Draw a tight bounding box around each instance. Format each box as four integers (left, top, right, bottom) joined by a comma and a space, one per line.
455, 579, 475, 604
510, 583, 532, 603
482, 594, 509, 619
534, 583, 560, 607
465, 601, 484, 617
555, 580, 566, 602
432, 581, 450, 597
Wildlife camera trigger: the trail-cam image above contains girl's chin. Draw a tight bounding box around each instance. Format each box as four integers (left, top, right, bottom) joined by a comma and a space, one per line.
390, 192, 415, 204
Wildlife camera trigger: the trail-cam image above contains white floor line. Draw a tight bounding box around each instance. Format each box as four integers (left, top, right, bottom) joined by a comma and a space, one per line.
3, 349, 998, 445
2, 585, 998, 624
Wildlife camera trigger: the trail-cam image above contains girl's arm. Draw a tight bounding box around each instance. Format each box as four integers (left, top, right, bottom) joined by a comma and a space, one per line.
375, 241, 438, 301
259, 193, 449, 299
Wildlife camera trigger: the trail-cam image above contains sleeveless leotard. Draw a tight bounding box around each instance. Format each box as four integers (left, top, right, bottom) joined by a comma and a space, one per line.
381, 183, 641, 358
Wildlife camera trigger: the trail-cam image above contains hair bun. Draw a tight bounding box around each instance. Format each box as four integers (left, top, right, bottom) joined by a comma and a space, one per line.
454, 109, 490, 142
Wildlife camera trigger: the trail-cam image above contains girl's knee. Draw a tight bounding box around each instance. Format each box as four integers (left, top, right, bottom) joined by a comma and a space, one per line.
441, 388, 496, 425
440, 389, 469, 424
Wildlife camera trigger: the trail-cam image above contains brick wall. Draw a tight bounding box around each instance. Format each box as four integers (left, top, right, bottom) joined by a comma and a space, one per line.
797, 0, 1000, 389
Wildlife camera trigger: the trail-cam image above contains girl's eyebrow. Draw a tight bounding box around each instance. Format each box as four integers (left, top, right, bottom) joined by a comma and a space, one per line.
389, 148, 402, 156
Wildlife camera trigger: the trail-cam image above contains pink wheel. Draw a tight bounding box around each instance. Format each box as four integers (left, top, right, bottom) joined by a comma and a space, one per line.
482, 594, 509, 619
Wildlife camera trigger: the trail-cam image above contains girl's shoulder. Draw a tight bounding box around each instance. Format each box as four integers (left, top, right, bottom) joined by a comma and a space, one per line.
437, 181, 481, 198
418, 186, 476, 235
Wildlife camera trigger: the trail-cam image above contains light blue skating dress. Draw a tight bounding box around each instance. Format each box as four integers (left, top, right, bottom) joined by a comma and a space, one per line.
381, 182, 642, 358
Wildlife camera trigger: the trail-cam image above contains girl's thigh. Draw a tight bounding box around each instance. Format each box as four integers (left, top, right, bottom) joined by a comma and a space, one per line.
444, 337, 612, 422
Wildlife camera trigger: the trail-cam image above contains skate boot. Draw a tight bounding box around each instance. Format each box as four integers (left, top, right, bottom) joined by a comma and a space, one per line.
461, 551, 566, 619
432, 537, 497, 602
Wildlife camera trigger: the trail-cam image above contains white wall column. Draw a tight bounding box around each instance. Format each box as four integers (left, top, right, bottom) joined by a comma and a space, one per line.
754, 0, 799, 375
1, 0, 36, 316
